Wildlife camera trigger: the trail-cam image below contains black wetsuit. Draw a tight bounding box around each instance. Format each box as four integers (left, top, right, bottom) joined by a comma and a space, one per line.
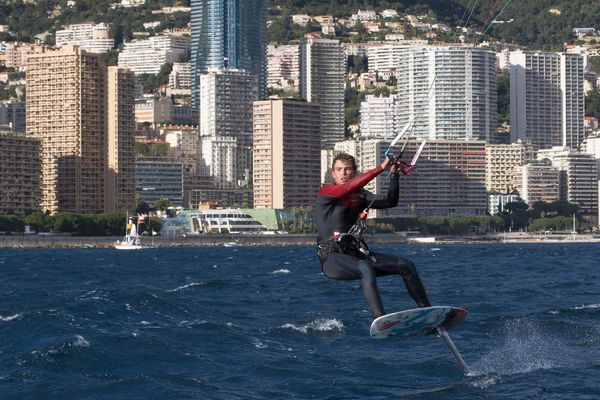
315, 166, 431, 317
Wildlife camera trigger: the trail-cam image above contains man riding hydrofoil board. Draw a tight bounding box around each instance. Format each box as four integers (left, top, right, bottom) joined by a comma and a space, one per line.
315, 152, 431, 319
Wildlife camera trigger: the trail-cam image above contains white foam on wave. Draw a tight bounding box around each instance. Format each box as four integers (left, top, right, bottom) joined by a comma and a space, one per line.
0, 313, 22, 322
167, 282, 203, 292
279, 318, 344, 334
574, 303, 600, 310
73, 335, 90, 347
271, 269, 290, 274
252, 337, 268, 349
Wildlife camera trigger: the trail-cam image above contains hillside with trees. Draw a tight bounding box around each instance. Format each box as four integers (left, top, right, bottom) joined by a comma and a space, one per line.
0, 0, 597, 50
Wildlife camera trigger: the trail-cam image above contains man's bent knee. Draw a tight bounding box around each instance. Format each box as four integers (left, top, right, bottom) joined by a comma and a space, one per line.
357, 260, 376, 284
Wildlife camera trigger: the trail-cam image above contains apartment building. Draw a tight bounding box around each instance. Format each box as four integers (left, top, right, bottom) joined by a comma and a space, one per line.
106, 67, 136, 212
267, 44, 300, 91
0, 100, 26, 133
0, 131, 41, 215
118, 35, 190, 75
55, 23, 114, 53
252, 99, 321, 208
199, 68, 258, 186
27, 45, 107, 214
359, 94, 401, 139
300, 37, 346, 148
393, 45, 498, 142
513, 161, 560, 205
537, 147, 598, 213
485, 140, 535, 193
510, 51, 585, 150
359, 139, 488, 217
135, 156, 183, 206
4, 42, 53, 70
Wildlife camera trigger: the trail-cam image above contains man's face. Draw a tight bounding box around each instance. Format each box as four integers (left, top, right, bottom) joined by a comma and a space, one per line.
331, 160, 356, 185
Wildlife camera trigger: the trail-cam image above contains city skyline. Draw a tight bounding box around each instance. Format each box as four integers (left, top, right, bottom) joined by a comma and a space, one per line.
1, 3, 600, 224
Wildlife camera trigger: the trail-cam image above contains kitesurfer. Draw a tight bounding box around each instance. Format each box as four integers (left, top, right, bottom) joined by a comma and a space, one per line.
315, 153, 431, 318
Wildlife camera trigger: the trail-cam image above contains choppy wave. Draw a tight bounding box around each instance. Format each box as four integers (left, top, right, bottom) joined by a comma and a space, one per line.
2, 244, 600, 399
168, 282, 204, 292
573, 303, 600, 310
0, 313, 22, 322
279, 318, 344, 334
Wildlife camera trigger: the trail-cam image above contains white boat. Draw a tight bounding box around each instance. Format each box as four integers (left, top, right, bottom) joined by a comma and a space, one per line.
161, 209, 273, 236
115, 215, 143, 250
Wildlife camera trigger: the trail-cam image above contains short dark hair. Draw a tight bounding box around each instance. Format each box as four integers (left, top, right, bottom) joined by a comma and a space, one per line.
332, 153, 357, 171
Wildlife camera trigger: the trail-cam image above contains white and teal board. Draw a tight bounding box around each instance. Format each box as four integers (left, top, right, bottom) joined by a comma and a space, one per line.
370, 306, 467, 339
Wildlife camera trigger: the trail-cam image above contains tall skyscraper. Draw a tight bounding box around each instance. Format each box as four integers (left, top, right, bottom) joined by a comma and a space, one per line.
190, 0, 267, 108
253, 99, 321, 208
394, 45, 497, 142
510, 51, 585, 150
106, 66, 136, 212
27, 45, 107, 214
199, 68, 258, 186
537, 147, 598, 213
300, 37, 346, 149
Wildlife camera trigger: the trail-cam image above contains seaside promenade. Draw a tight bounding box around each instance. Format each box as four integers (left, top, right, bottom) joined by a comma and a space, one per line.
1, 231, 599, 248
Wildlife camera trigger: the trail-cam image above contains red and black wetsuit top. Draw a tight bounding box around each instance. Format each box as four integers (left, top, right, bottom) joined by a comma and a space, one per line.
315, 166, 400, 244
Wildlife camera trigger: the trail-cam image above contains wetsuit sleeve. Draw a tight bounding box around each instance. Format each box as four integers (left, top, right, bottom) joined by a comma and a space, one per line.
318, 166, 385, 198
366, 174, 399, 209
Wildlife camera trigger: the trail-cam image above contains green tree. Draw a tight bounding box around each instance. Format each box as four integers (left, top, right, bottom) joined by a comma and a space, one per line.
348, 55, 368, 74
497, 72, 510, 125
52, 212, 79, 233
136, 199, 151, 215
24, 211, 52, 232
0, 214, 23, 233
585, 90, 600, 120
154, 198, 171, 211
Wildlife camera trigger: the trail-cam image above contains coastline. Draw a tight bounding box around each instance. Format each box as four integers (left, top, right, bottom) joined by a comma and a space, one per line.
1, 232, 599, 249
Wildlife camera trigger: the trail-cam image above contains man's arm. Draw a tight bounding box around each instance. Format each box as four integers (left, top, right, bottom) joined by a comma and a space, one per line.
366, 174, 399, 209
319, 166, 386, 198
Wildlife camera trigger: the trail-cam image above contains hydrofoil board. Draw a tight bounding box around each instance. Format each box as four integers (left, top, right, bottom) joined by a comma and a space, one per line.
370, 306, 467, 339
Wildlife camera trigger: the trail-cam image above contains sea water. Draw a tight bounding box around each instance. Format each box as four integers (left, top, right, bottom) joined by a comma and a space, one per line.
1, 243, 600, 399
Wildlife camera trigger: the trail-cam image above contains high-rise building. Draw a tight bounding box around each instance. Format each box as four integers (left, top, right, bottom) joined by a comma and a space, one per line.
510, 51, 585, 150
190, 0, 267, 108
359, 94, 401, 139
0, 130, 41, 215
485, 140, 535, 194
537, 147, 598, 213
359, 139, 488, 217
514, 161, 560, 205
135, 156, 184, 206
267, 44, 300, 91
0, 100, 26, 133
106, 67, 136, 212
252, 99, 321, 209
27, 45, 107, 214
394, 45, 497, 142
199, 68, 258, 186
300, 37, 346, 148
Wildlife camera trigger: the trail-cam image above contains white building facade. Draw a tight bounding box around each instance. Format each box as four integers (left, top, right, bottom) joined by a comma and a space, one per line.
394, 45, 498, 142
300, 38, 346, 148
510, 51, 585, 150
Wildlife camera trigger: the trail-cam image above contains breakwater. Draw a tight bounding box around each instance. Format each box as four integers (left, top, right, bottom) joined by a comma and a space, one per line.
0, 232, 409, 249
